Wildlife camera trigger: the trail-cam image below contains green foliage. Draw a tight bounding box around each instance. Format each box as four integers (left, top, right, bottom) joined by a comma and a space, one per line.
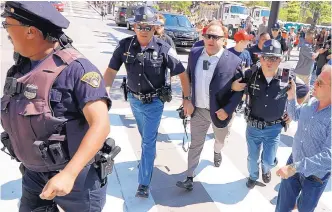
243, 1, 271, 8
168, 1, 192, 15
279, 1, 331, 25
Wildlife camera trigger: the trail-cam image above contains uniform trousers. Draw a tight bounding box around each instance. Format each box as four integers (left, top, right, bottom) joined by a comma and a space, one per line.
19, 165, 107, 212
246, 124, 282, 181
128, 93, 164, 186
187, 107, 233, 177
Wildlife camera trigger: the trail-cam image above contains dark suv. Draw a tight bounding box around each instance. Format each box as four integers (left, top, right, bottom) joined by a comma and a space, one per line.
115, 7, 127, 26
161, 12, 199, 48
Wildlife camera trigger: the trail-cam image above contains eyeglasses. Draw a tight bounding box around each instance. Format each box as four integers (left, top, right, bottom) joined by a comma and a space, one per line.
272, 29, 279, 31
2, 21, 29, 29
203, 34, 224, 41
262, 56, 280, 62
136, 25, 153, 32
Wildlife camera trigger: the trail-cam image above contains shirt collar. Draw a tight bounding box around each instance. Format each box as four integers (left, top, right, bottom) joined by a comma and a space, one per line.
202, 47, 224, 59
131, 36, 158, 51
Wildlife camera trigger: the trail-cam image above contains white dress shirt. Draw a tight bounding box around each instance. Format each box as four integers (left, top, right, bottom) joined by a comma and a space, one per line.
195, 48, 224, 109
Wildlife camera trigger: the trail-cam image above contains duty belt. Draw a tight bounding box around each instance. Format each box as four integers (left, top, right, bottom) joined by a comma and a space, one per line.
128, 88, 158, 100
247, 116, 283, 130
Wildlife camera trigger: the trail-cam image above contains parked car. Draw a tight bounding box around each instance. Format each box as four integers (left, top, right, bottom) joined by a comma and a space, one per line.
50, 1, 64, 12
115, 6, 127, 27
161, 12, 199, 48
117, 6, 158, 30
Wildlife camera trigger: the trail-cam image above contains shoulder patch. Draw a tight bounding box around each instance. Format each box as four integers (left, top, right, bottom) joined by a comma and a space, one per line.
81, 72, 101, 88
167, 47, 178, 59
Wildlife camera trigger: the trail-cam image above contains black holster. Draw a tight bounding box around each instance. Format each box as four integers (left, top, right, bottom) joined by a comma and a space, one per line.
121, 77, 128, 101
158, 85, 172, 103
94, 138, 121, 183
1, 131, 19, 162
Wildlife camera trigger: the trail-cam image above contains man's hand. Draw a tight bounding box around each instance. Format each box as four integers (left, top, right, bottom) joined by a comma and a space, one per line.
318, 48, 327, 54
232, 78, 246, 92
40, 170, 76, 200
283, 113, 292, 124
183, 100, 194, 116
276, 165, 296, 179
286, 79, 296, 100
215, 108, 228, 121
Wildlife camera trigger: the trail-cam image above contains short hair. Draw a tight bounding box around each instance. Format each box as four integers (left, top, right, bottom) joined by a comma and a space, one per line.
205, 21, 224, 36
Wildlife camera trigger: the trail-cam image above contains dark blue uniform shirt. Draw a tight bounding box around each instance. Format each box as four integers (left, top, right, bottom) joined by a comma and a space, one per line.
244, 68, 287, 122
22, 56, 111, 119
109, 35, 185, 94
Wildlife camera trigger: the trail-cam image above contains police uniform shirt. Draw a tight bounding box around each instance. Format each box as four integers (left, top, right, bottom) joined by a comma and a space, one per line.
245, 68, 287, 122
109, 35, 185, 94
20, 56, 111, 118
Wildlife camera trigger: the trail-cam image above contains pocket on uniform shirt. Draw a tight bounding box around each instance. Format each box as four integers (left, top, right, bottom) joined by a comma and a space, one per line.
146, 57, 163, 75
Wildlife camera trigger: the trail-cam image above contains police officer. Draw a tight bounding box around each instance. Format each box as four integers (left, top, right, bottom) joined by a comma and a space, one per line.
104, 6, 193, 198
271, 23, 288, 54
1, 2, 112, 211
232, 40, 294, 189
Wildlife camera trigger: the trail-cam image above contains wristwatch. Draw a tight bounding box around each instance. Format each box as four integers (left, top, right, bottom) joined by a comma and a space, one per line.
183, 96, 192, 101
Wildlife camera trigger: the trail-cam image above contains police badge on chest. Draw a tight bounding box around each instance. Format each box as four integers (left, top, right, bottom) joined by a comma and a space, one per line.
24, 84, 38, 99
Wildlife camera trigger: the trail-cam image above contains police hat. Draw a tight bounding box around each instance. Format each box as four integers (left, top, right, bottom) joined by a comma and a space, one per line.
259, 39, 283, 57
131, 6, 162, 26
272, 23, 280, 30
1, 1, 69, 36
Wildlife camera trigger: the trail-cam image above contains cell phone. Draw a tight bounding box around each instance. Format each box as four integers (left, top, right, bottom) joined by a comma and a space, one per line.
241, 61, 246, 69
280, 68, 290, 87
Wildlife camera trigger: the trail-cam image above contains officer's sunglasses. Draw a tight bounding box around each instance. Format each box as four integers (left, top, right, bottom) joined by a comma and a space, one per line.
203, 34, 224, 41
2, 21, 29, 29
262, 56, 280, 62
136, 25, 153, 32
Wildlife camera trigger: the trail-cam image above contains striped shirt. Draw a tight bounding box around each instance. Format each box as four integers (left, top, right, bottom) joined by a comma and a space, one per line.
287, 98, 331, 179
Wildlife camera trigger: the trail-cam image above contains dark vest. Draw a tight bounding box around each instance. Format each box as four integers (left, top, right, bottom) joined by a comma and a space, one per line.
1, 48, 86, 172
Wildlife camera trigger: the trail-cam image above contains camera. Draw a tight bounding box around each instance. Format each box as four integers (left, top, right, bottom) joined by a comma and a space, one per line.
158, 86, 172, 103
176, 106, 185, 119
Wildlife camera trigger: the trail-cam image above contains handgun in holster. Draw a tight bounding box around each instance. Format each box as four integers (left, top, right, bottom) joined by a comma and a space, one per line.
94, 138, 121, 182
121, 77, 128, 101
1, 131, 20, 162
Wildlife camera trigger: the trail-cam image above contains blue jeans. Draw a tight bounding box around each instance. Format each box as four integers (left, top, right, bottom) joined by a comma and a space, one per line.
275, 155, 330, 212
246, 124, 282, 180
128, 93, 164, 186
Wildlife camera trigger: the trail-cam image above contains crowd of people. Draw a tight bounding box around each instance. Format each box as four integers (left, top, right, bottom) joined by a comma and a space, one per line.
1, 2, 331, 212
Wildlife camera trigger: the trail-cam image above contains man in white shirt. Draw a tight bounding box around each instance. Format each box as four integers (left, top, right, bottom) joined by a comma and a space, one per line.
176, 22, 243, 191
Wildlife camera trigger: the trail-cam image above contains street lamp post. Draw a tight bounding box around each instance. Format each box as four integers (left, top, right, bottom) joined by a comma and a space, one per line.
267, 1, 281, 33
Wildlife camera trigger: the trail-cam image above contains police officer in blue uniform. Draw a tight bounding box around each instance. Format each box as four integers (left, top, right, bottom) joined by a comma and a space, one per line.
232, 40, 293, 189
1, 2, 112, 211
271, 23, 288, 54
104, 6, 193, 198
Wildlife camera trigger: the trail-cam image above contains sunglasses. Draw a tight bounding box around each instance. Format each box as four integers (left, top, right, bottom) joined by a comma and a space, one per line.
136, 25, 153, 32
262, 56, 280, 62
2, 21, 29, 29
203, 34, 224, 41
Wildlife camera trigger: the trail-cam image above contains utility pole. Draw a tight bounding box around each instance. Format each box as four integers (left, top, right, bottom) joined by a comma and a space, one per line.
267, 1, 281, 33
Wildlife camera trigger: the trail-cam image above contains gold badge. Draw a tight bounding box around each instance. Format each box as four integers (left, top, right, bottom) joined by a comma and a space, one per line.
81, 72, 101, 88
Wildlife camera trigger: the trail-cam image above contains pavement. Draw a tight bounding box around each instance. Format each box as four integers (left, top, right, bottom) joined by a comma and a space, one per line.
0, 1, 331, 212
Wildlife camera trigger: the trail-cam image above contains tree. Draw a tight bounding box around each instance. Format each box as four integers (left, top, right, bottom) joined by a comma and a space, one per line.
307, 1, 331, 28
243, 1, 271, 8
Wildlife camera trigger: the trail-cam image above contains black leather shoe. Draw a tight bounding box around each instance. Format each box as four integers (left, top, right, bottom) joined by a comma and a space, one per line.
262, 171, 271, 183
135, 184, 149, 198
176, 177, 193, 191
246, 178, 256, 189
214, 152, 222, 167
